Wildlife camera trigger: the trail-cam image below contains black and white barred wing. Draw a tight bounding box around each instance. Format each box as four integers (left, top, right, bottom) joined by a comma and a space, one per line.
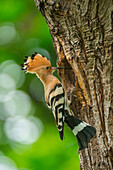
48, 83, 65, 140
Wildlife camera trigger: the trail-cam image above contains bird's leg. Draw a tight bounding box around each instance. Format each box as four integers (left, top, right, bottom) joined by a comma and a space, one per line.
65, 86, 77, 115
67, 86, 77, 106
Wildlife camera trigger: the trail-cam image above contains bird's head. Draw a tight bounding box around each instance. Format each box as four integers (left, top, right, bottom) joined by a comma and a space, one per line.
21, 52, 52, 75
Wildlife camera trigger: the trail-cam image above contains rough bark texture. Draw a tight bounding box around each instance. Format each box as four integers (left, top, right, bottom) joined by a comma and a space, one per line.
34, 0, 113, 169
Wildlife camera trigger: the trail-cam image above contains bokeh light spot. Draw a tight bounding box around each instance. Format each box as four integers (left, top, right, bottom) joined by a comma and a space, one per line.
0, 156, 17, 170
1, 60, 25, 88
3, 90, 32, 117
0, 73, 15, 90
0, 23, 19, 45
29, 77, 44, 102
4, 116, 43, 145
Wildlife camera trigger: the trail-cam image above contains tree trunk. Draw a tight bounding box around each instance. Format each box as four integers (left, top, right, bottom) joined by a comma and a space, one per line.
34, 0, 113, 169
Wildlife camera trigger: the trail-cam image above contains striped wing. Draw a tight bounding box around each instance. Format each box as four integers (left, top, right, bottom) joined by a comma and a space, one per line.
48, 83, 65, 140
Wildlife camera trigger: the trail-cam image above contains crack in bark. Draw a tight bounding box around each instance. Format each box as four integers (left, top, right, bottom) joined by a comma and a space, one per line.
57, 33, 91, 106
93, 79, 103, 131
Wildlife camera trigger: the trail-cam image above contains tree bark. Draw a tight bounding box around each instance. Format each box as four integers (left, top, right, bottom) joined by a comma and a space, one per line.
34, 0, 113, 169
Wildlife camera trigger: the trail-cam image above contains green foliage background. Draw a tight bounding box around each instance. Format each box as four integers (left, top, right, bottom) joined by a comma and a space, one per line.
0, 0, 80, 169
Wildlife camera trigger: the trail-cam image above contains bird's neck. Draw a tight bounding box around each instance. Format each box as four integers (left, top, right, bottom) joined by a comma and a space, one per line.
36, 73, 55, 85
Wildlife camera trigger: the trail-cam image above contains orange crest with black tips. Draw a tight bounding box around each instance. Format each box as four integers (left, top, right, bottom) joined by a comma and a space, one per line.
21, 53, 52, 73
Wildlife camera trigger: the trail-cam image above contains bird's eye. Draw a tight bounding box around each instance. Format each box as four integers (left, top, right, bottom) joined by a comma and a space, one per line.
46, 67, 49, 70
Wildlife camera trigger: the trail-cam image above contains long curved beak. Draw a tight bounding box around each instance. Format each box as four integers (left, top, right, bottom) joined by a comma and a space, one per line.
52, 67, 72, 70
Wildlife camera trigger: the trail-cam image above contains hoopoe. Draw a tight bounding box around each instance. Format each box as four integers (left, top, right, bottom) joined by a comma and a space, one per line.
21, 52, 96, 150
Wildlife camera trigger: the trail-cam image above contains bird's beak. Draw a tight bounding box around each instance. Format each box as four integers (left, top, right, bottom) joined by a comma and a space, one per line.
52, 67, 72, 70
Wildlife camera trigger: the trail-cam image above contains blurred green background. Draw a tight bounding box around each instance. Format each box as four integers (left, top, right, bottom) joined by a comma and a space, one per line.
0, 0, 80, 169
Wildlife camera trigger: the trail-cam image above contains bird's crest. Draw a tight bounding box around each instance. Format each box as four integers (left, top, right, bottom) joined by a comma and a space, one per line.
21, 52, 51, 72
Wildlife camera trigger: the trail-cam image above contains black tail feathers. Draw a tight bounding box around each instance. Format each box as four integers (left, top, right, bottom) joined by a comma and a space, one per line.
59, 130, 64, 140
64, 115, 96, 150
76, 125, 96, 150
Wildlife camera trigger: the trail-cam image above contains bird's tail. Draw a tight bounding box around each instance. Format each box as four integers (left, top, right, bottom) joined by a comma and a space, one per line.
64, 114, 96, 150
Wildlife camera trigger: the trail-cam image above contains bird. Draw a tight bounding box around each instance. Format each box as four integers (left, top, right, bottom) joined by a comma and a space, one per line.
21, 52, 96, 150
